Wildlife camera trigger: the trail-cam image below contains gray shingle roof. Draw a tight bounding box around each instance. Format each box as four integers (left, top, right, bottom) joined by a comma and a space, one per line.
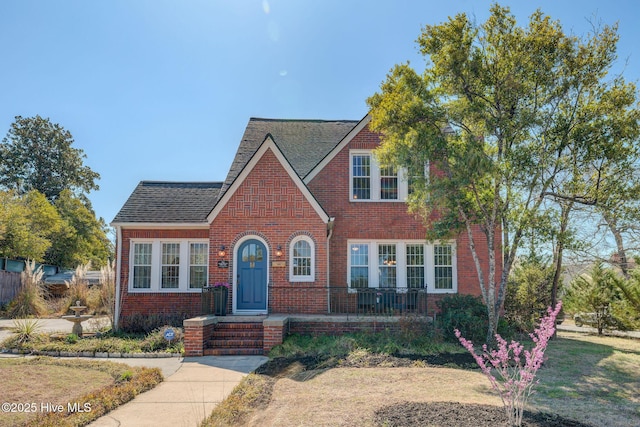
113, 118, 359, 225
112, 181, 222, 223
222, 118, 358, 191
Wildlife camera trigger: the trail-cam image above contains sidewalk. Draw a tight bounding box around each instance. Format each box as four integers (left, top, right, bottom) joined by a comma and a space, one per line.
88, 355, 268, 427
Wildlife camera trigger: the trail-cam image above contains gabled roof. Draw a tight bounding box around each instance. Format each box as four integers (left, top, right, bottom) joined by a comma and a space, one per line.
220, 118, 358, 197
207, 135, 331, 224
112, 181, 222, 225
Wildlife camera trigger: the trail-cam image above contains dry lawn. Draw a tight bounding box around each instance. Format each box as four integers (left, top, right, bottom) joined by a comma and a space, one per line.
0, 359, 113, 426
246, 367, 500, 426
239, 331, 640, 427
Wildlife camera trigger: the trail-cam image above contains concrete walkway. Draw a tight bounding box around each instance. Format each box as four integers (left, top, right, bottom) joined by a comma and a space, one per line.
88, 355, 268, 427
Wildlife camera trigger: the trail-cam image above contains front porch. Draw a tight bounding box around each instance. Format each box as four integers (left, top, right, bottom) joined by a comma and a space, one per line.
183, 312, 432, 357
201, 285, 433, 317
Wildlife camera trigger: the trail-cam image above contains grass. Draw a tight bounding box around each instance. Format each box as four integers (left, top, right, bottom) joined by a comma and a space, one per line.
203, 330, 640, 427
532, 331, 640, 426
0, 357, 163, 426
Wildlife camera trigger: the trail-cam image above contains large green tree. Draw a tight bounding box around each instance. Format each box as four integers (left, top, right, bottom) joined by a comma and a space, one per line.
45, 189, 113, 269
0, 115, 100, 202
367, 4, 639, 342
0, 190, 63, 261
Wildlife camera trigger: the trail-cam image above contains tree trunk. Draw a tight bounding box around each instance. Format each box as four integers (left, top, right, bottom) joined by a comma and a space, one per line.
603, 211, 629, 279
551, 202, 572, 310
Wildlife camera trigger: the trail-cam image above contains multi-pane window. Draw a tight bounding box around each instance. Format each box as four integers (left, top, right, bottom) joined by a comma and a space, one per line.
378, 244, 397, 287
380, 165, 398, 200
352, 154, 371, 200
189, 243, 208, 289
292, 239, 312, 278
434, 244, 453, 290
132, 243, 152, 289
161, 243, 180, 289
348, 241, 455, 292
350, 243, 369, 288
350, 151, 408, 201
129, 240, 208, 292
406, 244, 425, 289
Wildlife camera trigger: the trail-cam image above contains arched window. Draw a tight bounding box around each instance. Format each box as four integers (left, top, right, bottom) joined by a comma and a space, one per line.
290, 236, 314, 282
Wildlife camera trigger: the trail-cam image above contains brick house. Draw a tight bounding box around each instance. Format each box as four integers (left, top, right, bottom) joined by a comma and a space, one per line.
112, 115, 500, 354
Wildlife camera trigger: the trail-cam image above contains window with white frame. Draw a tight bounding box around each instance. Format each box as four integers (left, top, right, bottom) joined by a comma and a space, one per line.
406, 244, 425, 289
378, 244, 397, 287
380, 165, 398, 200
189, 243, 208, 289
350, 150, 408, 201
161, 243, 180, 289
352, 154, 371, 200
347, 240, 456, 293
129, 240, 208, 292
290, 236, 315, 282
434, 244, 454, 290
350, 243, 369, 288
132, 243, 152, 289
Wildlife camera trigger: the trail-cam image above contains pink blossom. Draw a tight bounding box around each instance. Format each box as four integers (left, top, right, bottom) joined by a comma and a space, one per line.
455, 302, 562, 427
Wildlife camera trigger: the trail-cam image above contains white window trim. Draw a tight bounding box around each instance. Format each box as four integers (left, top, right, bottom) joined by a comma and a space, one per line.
347, 240, 457, 293
128, 239, 209, 293
349, 150, 409, 202
289, 235, 315, 282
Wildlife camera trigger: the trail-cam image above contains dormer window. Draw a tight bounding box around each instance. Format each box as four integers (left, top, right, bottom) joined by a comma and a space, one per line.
350, 150, 407, 201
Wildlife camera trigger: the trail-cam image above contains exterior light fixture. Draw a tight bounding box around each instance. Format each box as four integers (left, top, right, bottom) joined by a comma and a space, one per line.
276, 245, 283, 257
218, 245, 226, 258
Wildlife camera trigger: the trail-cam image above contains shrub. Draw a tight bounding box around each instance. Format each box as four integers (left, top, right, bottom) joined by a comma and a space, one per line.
99, 260, 116, 330
565, 263, 625, 334
120, 312, 190, 334
7, 260, 48, 318
141, 326, 184, 352
11, 318, 43, 344
436, 294, 488, 342
504, 257, 558, 332
62, 263, 91, 313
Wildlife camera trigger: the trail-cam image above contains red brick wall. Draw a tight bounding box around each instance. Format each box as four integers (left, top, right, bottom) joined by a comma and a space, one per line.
308, 125, 503, 304
288, 320, 401, 336
210, 148, 329, 314
118, 229, 208, 321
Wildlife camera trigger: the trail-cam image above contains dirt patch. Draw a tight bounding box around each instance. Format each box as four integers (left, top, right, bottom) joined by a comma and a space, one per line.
375, 402, 592, 427
250, 353, 592, 427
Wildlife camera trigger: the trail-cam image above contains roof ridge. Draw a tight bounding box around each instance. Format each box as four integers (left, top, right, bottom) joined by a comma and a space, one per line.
249, 117, 359, 123
141, 180, 223, 185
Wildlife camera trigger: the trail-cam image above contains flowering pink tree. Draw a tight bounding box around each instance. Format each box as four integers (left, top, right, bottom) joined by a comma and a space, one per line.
455, 302, 562, 427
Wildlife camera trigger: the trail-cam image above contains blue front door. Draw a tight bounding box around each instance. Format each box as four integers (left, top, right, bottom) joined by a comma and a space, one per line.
236, 239, 268, 311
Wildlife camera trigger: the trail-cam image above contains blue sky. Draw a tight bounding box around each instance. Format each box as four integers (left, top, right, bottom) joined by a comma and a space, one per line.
2, 0, 639, 226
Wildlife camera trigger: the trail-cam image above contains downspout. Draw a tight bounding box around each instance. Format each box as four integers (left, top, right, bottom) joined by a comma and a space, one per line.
326, 217, 335, 313
114, 225, 122, 330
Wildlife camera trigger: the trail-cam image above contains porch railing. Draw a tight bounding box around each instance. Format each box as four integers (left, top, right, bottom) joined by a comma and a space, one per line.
202, 285, 428, 316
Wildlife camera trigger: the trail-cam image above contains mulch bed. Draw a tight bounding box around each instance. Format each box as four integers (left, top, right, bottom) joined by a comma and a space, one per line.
375, 402, 593, 427
256, 353, 593, 427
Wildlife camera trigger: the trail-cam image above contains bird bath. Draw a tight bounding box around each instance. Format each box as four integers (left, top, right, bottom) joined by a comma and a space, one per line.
62, 300, 93, 336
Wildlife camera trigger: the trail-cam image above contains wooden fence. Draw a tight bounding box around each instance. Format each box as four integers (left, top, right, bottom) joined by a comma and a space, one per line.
0, 270, 22, 305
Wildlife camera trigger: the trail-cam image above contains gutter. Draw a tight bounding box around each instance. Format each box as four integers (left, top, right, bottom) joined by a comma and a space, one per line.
326, 217, 335, 313
114, 225, 122, 330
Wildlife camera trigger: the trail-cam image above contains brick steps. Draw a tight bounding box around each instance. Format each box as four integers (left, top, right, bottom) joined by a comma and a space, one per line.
205, 322, 264, 356
204, 347, 264, 356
